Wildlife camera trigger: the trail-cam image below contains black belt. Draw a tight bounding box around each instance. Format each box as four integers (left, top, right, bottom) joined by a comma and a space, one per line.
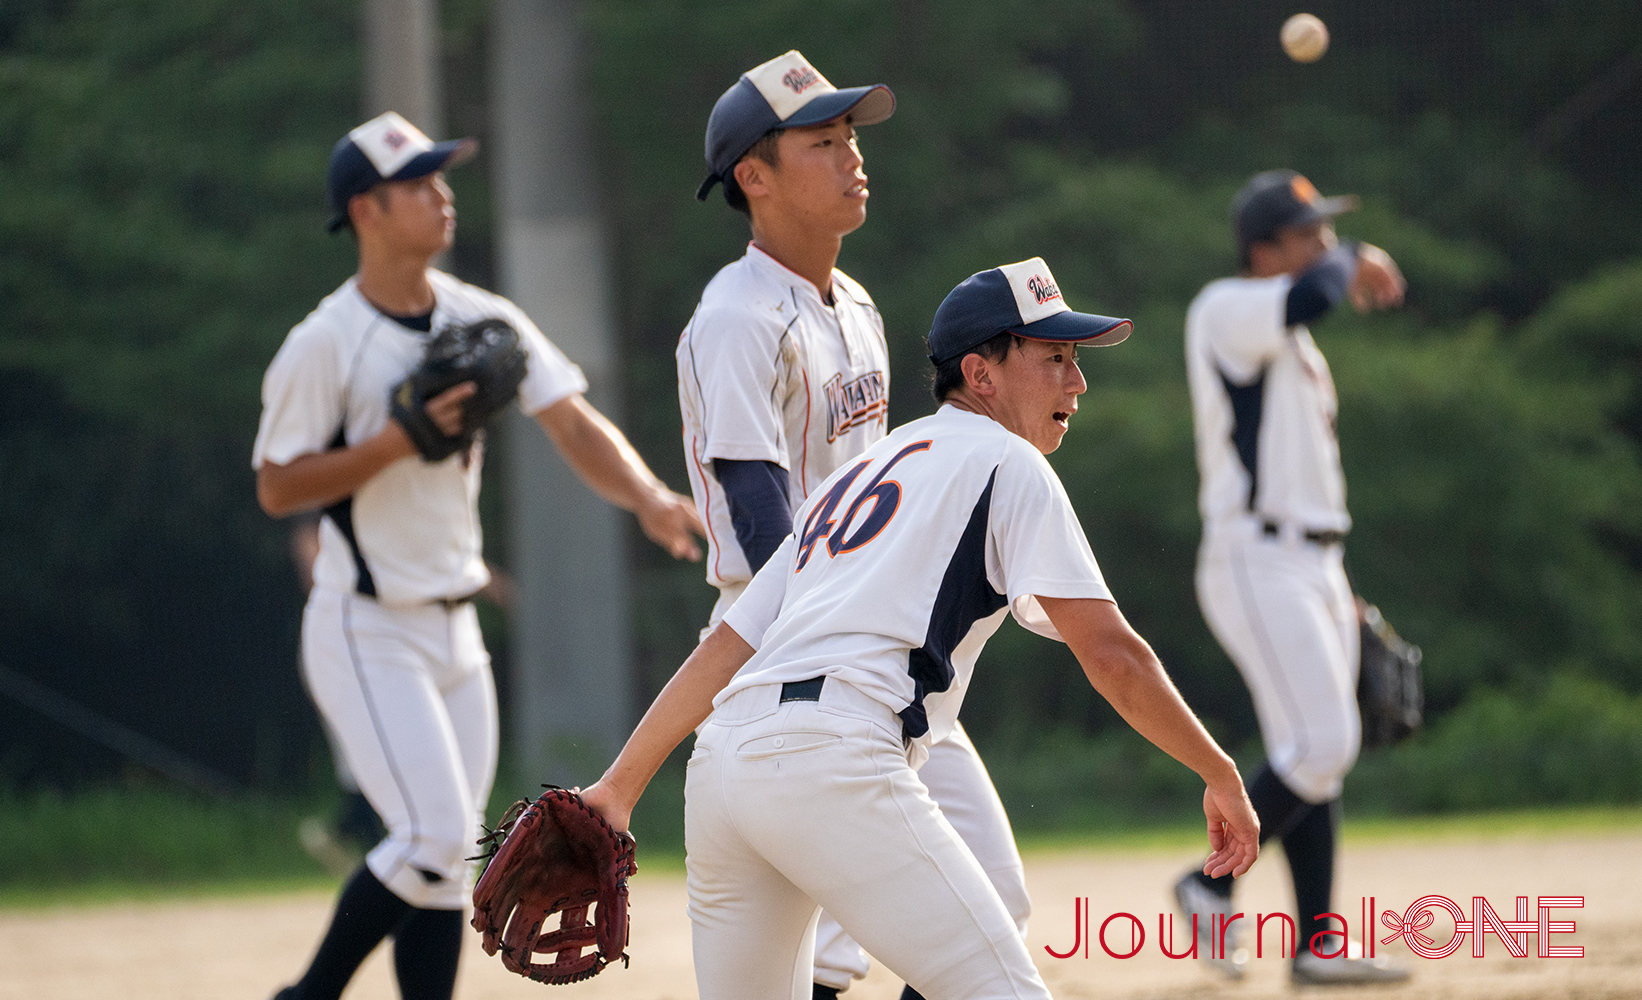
778, 676, 912, 747
779, 676, 826, 702
1262, 520, 1347, 546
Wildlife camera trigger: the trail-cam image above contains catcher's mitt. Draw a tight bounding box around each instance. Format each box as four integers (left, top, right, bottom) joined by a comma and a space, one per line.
471, 786, 637, 985
390, 318, 528, 462
1357, 604, 1424, 750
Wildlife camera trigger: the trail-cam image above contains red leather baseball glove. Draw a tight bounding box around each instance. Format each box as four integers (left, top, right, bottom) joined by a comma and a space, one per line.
471, 786, 637, 984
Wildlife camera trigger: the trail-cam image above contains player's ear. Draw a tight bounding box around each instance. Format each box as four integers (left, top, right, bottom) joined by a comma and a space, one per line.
347, 192, 377, 232
960, 352, 995, 395
733, 156, 770, 200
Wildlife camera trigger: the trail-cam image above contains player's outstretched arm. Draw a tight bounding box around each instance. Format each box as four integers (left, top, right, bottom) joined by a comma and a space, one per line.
1039, 595, 1259, 878
534, 394, 705, 560
580, 623, 755, 833
257, 381, 476, 517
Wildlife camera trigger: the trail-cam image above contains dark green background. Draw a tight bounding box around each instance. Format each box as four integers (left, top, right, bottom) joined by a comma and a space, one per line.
3, 0, 1640, 825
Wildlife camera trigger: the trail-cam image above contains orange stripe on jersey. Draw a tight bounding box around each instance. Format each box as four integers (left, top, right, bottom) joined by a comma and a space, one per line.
688, 432, 724, 582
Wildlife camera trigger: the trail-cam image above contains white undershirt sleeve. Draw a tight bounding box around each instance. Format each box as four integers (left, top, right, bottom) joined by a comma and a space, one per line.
510, 305, 590, 415
683, 305, 787, 465
252, 328, 345, 469
1202, 276, 1292, 383
988, 444, 1112, 641
721, 533, 796, 650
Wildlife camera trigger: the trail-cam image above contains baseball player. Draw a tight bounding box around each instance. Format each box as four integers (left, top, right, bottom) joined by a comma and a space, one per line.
253, 112, 701, 1000
680, 51, 1029, 999
586, 258, 1258, 1000
1174, 170, 1408, 985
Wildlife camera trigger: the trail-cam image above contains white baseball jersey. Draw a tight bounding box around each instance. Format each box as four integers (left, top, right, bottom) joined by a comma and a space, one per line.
253, 270, 588, 605
677, 243, 890, 593
1186, 275, 1350, 536
720, 405, 1111, 758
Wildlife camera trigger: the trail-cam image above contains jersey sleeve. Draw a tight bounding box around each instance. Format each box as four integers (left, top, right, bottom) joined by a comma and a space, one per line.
721, 532, 796, 650
1195, 276, 1293, 384
252, 324, 345, 469
678, 299, 788, 466
987, 442, 1112, 641
508, 304, 590, 415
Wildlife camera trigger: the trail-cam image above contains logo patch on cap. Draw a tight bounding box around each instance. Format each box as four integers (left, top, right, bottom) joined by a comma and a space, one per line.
745, 50, 837, 121
998, 258, 1071, 325
348, 111, 435, 179
1290, 174, 1321, 205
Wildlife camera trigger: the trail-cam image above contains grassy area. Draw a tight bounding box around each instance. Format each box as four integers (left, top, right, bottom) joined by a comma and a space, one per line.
0, 785, 335, 908
1016, 804, 1642, 858
4, 779, 1638, 910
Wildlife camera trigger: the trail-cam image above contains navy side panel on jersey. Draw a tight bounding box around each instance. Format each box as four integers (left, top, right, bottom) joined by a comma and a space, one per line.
900, 469, 1007, 739
1220, 368, 1268, 512
321, 424, 378, 597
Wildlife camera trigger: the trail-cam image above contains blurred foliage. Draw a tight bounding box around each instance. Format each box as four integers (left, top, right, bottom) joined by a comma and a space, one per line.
581, 0, 1642, 810
1351, 672, 1642, 813
2, 0, 1641, 823
0, 785, 327, 892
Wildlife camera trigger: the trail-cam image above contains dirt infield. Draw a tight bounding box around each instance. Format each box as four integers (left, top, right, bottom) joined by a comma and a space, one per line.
2, 826, 1636, 1000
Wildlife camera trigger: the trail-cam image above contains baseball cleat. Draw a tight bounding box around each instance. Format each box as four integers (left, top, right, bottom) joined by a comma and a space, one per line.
1292, 950, 1411, 985
1173, 871, 1249, 980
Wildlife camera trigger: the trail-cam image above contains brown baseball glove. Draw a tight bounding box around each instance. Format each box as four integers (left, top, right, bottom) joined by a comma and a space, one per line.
471, 786, 637, 985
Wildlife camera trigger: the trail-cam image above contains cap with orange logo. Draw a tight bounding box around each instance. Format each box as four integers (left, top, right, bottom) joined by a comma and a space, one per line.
1232, 169, 1360, 254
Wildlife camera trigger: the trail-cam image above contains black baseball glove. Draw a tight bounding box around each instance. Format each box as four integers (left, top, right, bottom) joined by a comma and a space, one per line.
1357, 604, 1424, 750
390, 318, 529, 462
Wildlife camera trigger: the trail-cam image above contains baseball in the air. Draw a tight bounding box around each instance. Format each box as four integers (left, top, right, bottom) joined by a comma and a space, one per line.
1281, 13, 1330, 63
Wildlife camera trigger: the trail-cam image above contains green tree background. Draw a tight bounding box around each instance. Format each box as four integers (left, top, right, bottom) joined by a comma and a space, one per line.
2, 0, 1639, 826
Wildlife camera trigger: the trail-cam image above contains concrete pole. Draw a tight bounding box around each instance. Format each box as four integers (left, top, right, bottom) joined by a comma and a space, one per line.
362, 0, 444, 134
490, 0, 632, 788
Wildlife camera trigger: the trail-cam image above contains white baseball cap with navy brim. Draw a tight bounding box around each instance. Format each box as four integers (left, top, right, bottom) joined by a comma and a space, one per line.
696, 50, 895, 201
326, 112, 478, 232
927, 258, 1132, 364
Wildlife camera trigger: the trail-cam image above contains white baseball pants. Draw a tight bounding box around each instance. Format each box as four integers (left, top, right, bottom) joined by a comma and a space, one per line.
685, 678, 1051, 1000
302, 589, 498, 909
812, 721, 1030, 990
1196, 525, 1360, 803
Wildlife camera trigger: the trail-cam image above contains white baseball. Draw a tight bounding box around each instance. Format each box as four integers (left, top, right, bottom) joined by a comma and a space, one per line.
1281, 13, 1329, 63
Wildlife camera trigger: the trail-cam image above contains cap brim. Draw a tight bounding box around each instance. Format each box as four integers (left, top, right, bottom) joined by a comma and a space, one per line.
389, 137, 479, 182
1017, 309, 1132, 347
783, 84, 895, 129
1287, 193, 1361, 231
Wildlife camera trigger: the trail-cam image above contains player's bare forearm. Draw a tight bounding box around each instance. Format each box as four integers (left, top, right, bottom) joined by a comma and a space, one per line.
1039, 595, 1258, 875
256, 381, 475, 517
582, 622, 755, 832
534, 394, 705, 559
256, 423, 416, 517
1040, 597, 1236, 780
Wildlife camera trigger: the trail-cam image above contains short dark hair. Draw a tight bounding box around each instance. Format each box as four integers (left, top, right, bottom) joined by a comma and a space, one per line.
930, 330, 1021, 403
722, 128, 784, 216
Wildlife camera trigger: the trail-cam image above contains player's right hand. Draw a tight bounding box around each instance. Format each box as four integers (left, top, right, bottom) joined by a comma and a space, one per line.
638, 489, 707, 561
1349, 243, 1405, 312
1201, 780, 1260, 878
425, 380, 479, 437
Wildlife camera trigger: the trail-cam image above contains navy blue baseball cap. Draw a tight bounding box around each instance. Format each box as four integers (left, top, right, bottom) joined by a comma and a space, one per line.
696, 50, 895, 201
928, 258, 1132, 364
327, 112, 478, 233
1232, 169, 1359, 252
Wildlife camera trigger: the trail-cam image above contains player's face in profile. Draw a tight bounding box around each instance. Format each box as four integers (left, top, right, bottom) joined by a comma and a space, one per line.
761, 117, 869, 236
986, 339, 1088, 454
1269, 218, 1337, 276
372, 171, 457, 256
